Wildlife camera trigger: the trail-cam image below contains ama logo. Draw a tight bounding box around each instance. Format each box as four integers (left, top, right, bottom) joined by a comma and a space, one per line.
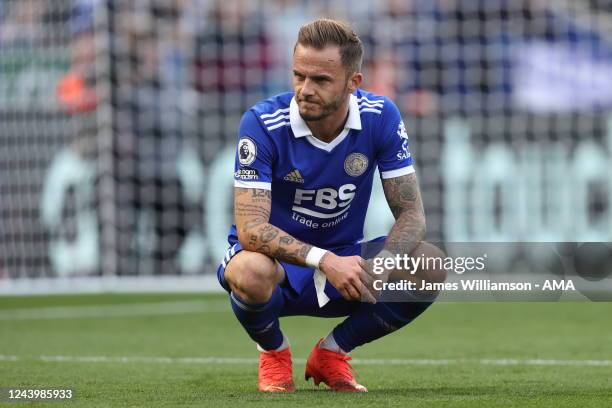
396, 120, 411, 160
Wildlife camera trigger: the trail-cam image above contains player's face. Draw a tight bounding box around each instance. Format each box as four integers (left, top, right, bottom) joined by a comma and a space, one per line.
292, 44, 361, 122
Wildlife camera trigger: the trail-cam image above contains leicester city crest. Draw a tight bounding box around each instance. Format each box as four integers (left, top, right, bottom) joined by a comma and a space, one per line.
238, 137, 256, 166
344, 152, 369, 177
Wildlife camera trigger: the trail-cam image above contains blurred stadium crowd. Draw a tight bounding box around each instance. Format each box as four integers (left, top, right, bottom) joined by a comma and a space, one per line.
2, 0, 611, 115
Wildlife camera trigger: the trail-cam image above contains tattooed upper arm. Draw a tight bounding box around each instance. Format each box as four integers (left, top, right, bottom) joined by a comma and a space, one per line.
234, 188, 272, 236
381, 173, 426, 248
381, 173, 425, 220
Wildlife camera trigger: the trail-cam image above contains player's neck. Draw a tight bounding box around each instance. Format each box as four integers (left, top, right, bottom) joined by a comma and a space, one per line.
305, 101, 350, 143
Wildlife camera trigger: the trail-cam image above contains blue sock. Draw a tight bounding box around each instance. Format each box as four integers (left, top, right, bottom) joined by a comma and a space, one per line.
332, 301, 433, 353
230, 287, 285, 351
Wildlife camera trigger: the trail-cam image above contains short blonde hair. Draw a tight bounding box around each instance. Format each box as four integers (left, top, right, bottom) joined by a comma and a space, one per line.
295, 18, 363, 73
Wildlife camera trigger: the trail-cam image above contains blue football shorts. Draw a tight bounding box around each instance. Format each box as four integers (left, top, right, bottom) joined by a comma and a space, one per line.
216, 236, 386, 318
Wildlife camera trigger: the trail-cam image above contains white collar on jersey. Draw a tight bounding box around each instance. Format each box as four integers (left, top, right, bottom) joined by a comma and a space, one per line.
289, 94, 362, 152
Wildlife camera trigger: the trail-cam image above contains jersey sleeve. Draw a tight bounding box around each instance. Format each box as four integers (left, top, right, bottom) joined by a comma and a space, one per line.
376, 98, 415, 179
234, 110, 275, 190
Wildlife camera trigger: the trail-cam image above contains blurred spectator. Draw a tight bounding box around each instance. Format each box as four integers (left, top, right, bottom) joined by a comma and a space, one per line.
512, 0, 612, 112
114, 0, 194, 275
590, 0, 612, 12
56, 0, 100, 113
0, 0, 47, 47
193, 0, 274, 107
353, 0, 440, 116
69, 0, 99, 75
375, 0, 612, 115
264, 0, 318, 92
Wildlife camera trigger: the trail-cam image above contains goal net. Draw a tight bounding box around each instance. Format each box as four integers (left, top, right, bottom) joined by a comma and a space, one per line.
1, 0, 611, 293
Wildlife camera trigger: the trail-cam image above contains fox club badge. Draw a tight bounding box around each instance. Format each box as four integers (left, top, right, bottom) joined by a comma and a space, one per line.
344, 152, 369, 177
238, 137, 256, 166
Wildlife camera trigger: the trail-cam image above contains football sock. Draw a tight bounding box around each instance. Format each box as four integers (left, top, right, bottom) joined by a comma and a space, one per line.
320, 332, 346, 354
230, 286, 285, 351
257, 332, 290, 352
331, 301, 433, 353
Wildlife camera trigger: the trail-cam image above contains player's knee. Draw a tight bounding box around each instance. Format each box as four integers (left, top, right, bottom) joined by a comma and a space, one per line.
411, 242, 447, 299
225, 251, 282, 303
412, 241, 447, 284
420, 242, 448, 285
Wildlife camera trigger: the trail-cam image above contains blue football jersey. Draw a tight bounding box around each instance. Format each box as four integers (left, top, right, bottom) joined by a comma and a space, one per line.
229, 89, 414, 251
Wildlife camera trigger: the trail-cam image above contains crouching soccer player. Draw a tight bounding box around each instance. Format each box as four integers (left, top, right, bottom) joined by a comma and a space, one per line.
216, 18, 447, 392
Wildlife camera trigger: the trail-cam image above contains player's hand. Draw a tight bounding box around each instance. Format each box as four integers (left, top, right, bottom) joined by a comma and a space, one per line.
319, 252, 377, 303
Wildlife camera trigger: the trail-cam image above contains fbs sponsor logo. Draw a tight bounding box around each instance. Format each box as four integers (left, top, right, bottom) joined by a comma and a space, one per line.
292, 209, 348, 229
292, 183, 356, 219
284, 169, 304, 183
235, 168, 259, 180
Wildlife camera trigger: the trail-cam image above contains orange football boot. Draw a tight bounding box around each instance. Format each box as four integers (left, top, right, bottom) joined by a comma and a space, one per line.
258, 347, 295, 392
305, 339, 367, 392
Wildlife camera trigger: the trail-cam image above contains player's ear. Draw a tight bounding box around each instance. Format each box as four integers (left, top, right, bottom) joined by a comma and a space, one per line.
347, 72, 363, 93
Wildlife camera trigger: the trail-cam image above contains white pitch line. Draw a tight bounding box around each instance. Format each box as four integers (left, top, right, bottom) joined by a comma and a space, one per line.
480, 358, 612, 367
0, 300, 229, 321
1, 355, 610, 368
38, 356, 259, 365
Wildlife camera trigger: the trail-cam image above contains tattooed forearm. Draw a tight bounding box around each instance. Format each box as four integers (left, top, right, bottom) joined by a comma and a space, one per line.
382, 173, 426, 254
272, 245, 310, 264
260, 224, 279, 243
234, 187, 313, 266
279, 236, 294, 245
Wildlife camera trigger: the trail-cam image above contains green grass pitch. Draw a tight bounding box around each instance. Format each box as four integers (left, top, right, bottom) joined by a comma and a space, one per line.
1, 293, 611, 407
